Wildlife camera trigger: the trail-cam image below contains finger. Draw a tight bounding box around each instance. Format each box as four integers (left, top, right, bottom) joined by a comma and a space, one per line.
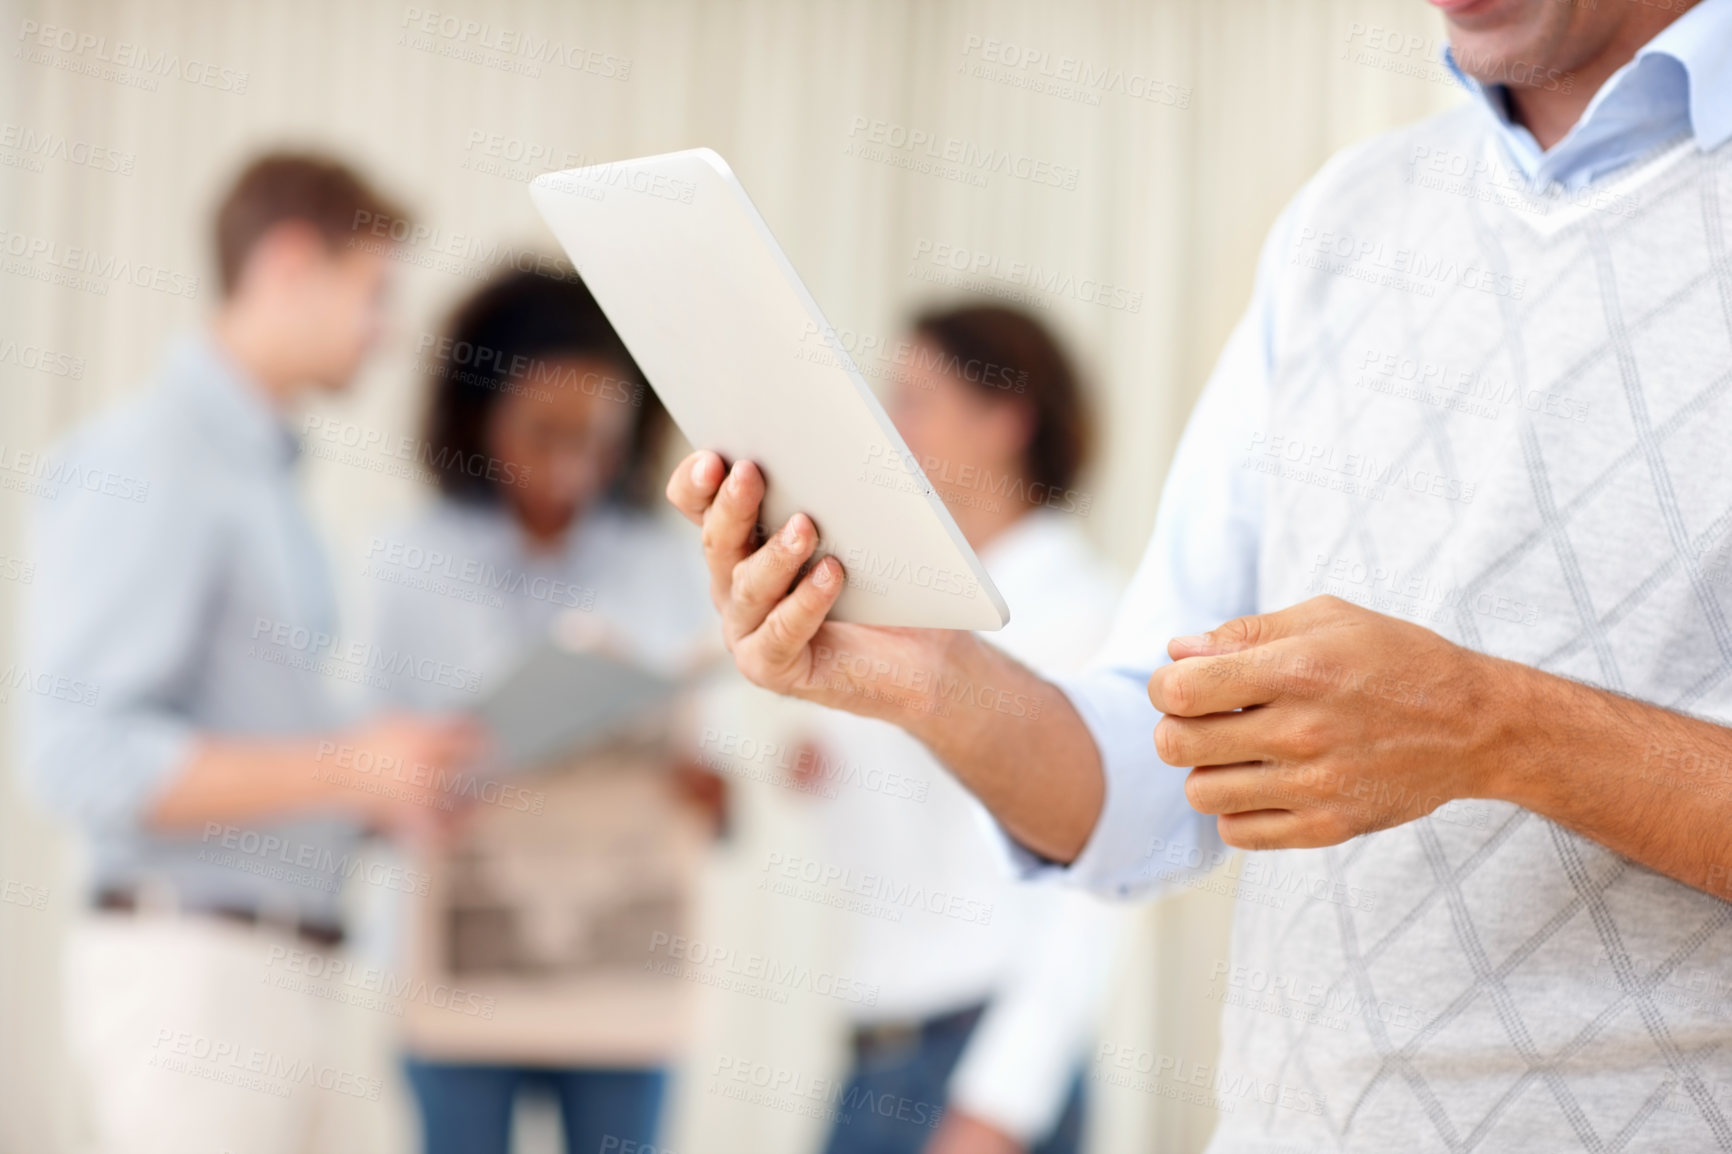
700, 459, 767, 608
1167, 595, 1347, 661
735, 556, 844, 686
444, 726, 489, 768
725, 513, 819, 639
1217, 808, 1345, 851
665, 450, 726, 525
1182, 763, 1289, 816
1155, 710, 1270, 769
1148, 651, 1284, 717
427, 717, 488, 762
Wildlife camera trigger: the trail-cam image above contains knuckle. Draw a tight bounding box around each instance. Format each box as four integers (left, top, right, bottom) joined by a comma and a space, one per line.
796, 569, 832, 610
1233, 820, 1279, 852
734, 648, 775, 689
1281, 718, 1330, 761
1217, 815, 1253, 850
759, 611, 798, 655
726, 563, 752, 607
1158, 669, 1193, 715
1222, 615, 1260, 648
1304, 594, 1353, 628
699, 517, 730, 557
1183, 770, 1215, 814
1154, 719, 1186, 766
1311, 810, 1353, 846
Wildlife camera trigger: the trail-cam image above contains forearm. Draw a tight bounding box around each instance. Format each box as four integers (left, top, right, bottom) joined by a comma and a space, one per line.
146, 737, 346, 832
906, 633, 1104, 864
1492, 659, 1732, 900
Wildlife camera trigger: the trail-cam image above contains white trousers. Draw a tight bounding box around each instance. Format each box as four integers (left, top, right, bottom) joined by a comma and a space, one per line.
65, 912, 372, 1154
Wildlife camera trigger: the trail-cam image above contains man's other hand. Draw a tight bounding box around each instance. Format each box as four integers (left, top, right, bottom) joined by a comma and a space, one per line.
1147, 595, 1513, 850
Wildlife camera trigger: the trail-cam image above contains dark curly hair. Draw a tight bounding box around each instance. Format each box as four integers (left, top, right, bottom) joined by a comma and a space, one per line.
420, 268, 667, 508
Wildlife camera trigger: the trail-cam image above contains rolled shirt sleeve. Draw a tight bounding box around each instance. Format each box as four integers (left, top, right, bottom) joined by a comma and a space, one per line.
21, 432, 209, 832
997, 199, 1303, 899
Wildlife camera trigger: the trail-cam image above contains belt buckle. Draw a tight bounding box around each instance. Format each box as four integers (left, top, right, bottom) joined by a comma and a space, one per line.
855, 1019, 921, 1059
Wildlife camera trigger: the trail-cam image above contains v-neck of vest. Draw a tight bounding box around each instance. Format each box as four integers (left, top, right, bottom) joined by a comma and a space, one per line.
1480, 134, 1702, 243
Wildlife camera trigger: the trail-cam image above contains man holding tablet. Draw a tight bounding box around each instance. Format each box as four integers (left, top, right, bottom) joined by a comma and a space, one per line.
667, 0, 1732, 1149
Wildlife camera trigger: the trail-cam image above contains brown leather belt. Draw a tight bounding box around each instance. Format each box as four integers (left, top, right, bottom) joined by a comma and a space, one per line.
94, 887, 345, 949
852, 1002, 987, 1061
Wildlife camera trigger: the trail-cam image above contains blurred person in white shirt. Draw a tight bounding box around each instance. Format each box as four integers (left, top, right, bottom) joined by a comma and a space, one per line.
800, 306, 1125, 1154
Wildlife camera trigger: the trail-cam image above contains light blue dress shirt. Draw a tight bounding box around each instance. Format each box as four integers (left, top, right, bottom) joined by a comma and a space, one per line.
23, 335, 360, 921
1036, 0, 1732, 895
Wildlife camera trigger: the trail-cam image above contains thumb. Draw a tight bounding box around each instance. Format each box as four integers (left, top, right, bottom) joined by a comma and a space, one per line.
1168, 599, 1328, 661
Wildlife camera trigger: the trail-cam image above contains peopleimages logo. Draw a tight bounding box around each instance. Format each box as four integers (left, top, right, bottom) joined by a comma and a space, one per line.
760, 851, 995, 927
844, 117, 1080, 190
412, 331, 644, 406
363, 536, 595, 610
398, 7, 632, 79
14, 19, 250, 93
0, 336, 84, 378
0, 122, 134, 174
1244, 430, 1478, 506
0, 226, 200, 298
910, 239, 1143, 313
958, 35, 1191, 109
1290, 226, 1526, 301
148, 1029, 382, 1101
248, 617, 482, 694
198, 823, 432, 895
302, 415, 530, 489
261, 944, 495, 1019
0, 664, 99, 707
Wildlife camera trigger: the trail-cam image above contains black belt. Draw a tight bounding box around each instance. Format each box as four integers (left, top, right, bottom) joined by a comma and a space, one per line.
851, 1002, 987, 1061
94, 887, 345, 949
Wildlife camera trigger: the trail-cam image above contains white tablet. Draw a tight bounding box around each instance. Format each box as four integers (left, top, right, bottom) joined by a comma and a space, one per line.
529, 149, 1009, 631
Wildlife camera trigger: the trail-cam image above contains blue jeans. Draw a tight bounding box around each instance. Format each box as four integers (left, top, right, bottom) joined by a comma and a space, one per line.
821, 1005, 1087, 1154
403, 1058, 666, 1154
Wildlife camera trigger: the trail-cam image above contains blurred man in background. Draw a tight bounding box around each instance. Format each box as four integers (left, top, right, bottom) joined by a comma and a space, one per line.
23, 153, 479, 1154
799, 306, 1123, 1154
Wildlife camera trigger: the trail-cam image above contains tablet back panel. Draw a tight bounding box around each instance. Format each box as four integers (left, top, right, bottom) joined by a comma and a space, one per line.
530, 149, 1008, 630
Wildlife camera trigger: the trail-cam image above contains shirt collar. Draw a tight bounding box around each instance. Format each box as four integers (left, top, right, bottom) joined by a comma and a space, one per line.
1443, 0, 1732, 189
164, 332, 300, 471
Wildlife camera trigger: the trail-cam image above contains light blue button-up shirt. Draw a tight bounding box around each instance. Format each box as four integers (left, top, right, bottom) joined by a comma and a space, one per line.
23, 335, 361, 920
1034, 0, 1732, 893
1446, 0, 1732, 191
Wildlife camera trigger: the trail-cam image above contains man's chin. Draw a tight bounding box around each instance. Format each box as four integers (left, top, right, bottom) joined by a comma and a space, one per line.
1431, 0, 1534, 34
1436, 0, 1576, 83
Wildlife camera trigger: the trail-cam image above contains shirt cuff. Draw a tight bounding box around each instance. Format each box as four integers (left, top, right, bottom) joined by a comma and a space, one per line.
25, 708, 197, 832
947, 1044, 1074, 1143
994, 666, 1221, 899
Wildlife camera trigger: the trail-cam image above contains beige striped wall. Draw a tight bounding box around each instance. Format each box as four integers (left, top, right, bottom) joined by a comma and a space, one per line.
0, 1, 1457, 1150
